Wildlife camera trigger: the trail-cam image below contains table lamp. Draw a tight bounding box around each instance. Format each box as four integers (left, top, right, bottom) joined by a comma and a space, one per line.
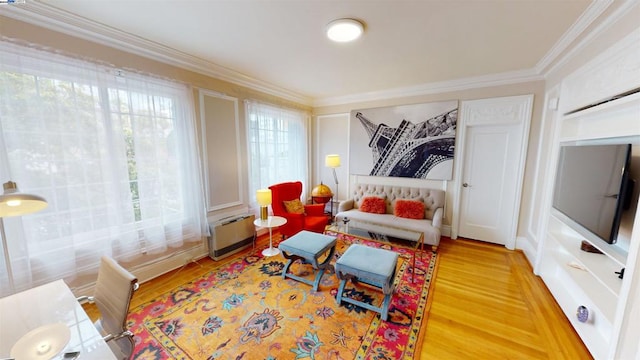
0, 181, 48, 293
256, 189, 272, 221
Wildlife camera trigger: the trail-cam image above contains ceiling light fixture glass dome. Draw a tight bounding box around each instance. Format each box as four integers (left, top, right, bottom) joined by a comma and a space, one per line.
326, 18, 364, 43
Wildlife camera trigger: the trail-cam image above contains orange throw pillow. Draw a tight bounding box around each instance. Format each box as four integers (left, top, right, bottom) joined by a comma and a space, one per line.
394, 199, 425, 219
360, 196, 387, 214
283, 199, 305, 214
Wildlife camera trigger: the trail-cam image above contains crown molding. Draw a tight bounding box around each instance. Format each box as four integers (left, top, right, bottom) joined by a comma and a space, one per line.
313, 69, 544, 107
0, 1, 313, 106
544, 0, 639, 78
317, 0, 613, 108
0, 0, 622, 109
535, 0, 613, 74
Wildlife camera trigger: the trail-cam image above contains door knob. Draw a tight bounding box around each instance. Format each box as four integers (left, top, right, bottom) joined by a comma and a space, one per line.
462, 183, 469, 187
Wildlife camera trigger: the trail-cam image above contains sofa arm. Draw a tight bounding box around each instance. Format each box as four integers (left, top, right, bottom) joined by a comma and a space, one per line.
338, 199, 354, 212
432, 207, 443, 229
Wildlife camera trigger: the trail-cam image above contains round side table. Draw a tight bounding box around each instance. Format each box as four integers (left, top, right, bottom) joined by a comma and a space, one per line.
253, 216, 287, 256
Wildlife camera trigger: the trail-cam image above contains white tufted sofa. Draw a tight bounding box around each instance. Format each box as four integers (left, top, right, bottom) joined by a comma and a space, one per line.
335, 183, 445, 249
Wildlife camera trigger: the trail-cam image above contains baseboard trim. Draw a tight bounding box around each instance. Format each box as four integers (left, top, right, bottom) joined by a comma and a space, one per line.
442, 225, 452, 238
134, 245, 209, 284
72, 245, 209, 297
515, 235, 538, 268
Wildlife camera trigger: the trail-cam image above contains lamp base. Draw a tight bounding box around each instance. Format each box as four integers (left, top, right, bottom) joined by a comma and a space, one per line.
260, 206, 268, 221
262, 247, 280, 257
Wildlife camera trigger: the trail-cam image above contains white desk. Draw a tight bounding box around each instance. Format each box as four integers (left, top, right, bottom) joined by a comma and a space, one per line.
0, 280, 117, 360
254, 216, 287, 256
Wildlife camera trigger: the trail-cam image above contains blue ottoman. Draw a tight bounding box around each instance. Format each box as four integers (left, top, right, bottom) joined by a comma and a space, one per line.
335, 244, 399, 321
278, 230, 337, 292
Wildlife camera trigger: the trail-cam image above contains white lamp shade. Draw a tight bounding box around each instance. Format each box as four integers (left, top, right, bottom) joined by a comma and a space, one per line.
325, 154, 341, 168
326, 18, 364, 42
256, 189, 272, 206
0, 181, 48, 217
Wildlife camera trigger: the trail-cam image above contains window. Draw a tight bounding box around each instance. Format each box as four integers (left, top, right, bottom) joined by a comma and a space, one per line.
245, 100, 310, 206
0, 41, 207, 296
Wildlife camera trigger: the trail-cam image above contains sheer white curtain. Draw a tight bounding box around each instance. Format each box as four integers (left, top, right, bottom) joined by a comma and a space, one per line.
0, 40, 207, 296
245, 100, 310, 209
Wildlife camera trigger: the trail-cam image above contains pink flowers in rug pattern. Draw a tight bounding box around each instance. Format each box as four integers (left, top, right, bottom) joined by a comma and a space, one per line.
315, 306, 334, 319
238, 308, 283, 344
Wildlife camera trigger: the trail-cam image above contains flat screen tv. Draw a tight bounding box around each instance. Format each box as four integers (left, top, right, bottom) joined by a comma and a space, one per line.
552, 143, 632, 244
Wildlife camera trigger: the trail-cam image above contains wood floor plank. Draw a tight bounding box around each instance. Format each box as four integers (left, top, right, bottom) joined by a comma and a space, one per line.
421, 237, 592, 359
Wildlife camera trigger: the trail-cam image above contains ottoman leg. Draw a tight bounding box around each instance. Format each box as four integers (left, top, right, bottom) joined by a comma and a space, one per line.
309, 243, 336, 291
380, 267, 396, 321
381, 292, 392, 321
312, 269, 326, 292
334, 244, 398, 322
281, 259, 294, 280
336, 278, 347, 305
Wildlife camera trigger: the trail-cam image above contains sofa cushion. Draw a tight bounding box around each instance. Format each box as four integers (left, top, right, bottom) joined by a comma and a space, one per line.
336, 210, 441, 246
351, 184, 444, 219
394, 199, 425, 219
283, 199, 305, 214
360, 196, 386, 214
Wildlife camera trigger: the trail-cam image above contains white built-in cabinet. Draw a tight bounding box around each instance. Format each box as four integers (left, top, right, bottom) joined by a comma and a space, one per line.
535, 28, 640, 359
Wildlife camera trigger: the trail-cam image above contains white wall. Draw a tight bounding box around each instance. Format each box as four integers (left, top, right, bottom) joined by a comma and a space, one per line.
314, 113, 350, 201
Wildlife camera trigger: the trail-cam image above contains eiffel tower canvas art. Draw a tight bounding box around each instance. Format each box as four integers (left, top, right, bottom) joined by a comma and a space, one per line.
349, 101, 458, 180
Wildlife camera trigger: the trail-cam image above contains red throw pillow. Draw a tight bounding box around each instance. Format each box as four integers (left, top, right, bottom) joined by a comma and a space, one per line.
360, 196, 386, 214
394, 199, 425, 219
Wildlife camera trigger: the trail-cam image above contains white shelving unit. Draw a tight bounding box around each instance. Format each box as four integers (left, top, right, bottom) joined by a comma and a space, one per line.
543, 212, 622, 321
551, 211, 627, 292
538, 127, 639, 360
535, 28, 640, 360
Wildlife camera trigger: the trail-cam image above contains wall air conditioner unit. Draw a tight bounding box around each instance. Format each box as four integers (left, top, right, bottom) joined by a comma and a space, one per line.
208, 214, 255, 260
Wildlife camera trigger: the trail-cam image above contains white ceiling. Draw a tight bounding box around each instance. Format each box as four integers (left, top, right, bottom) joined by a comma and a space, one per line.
2, 1, 605, 106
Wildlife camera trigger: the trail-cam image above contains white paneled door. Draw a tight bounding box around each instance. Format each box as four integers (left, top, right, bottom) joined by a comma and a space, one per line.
455, 95, 533, 249
459, 125, 522, 246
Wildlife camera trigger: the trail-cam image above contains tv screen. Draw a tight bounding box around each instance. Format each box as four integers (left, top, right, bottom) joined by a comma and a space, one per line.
552, 143, 632, 244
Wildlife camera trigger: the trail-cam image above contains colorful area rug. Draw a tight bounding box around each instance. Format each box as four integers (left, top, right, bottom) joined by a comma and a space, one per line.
129, 231, 438, 359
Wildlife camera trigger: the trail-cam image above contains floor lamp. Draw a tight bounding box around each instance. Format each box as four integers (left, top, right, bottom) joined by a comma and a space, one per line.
0, 181, 48, 294
325, 154, 341, 221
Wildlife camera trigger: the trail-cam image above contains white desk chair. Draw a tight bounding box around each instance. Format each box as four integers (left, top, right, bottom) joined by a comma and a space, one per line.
78, 256, 138, 360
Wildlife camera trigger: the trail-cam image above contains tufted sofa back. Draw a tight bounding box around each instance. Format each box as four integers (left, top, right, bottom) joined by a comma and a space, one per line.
351, 183, 445, 220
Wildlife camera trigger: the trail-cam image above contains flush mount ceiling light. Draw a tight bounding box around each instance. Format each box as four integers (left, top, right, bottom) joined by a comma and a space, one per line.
326, 18, 364, 43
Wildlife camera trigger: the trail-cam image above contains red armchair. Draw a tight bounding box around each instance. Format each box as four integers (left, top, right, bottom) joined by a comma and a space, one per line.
269, 181, 329, 239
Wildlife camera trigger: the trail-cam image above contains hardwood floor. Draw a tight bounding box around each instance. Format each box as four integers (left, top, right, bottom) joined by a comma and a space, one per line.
421, 237, 592, 359
84, 233, 592, 359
